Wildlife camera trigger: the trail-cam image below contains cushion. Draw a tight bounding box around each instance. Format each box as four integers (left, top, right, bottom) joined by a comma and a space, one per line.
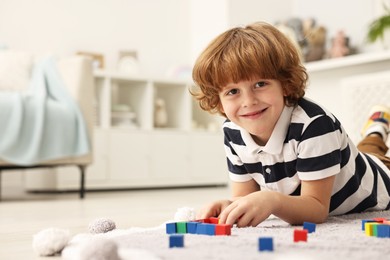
0, 50, 33, 92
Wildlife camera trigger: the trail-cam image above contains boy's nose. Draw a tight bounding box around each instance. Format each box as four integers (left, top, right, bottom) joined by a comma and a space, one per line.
242, 90, 258, 107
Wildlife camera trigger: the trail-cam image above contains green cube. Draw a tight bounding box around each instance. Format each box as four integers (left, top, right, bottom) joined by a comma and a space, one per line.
176, 222, 187, 233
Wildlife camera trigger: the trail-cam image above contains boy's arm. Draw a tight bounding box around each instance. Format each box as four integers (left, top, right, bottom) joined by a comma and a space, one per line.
274, 175, 335, 224
220, 175, 335, 226
230, 179, 260, 199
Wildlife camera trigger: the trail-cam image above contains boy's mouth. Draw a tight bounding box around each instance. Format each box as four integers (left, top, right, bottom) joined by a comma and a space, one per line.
241, 108, 267, 118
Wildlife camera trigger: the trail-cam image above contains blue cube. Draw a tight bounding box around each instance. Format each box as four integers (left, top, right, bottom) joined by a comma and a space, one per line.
303, 222, 316, 233
376, 225, 390, 238
166, 222, 176, 234
196, 223, 216, 235
186, 222, 198, 234
259, 237, 273, 251
169, 234, 184, 248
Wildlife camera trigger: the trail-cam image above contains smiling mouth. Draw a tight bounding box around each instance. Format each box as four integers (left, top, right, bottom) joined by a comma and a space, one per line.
242, 108, 267, 118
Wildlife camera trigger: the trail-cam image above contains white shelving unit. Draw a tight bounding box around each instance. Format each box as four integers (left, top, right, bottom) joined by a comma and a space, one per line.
55, 70, 228, 190
26, 50, 390, 191
304, 50, 390, 138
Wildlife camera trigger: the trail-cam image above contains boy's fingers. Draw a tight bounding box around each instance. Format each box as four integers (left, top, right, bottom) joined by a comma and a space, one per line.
219, 202, 237, 224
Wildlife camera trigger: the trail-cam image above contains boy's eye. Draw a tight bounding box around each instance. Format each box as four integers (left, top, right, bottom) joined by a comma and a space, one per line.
255, 81, 267, 88
227, 89, 239, 95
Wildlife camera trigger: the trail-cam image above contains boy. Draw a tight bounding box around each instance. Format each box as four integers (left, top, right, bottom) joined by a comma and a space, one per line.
191, 22, 390, 227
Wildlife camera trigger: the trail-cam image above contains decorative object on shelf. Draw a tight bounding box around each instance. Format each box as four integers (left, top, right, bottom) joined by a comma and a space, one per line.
366, 1, 390, 49
76, 51, 104, 69
111, 104, 138, 128
303, 18, 327, 62
275, 17, 328, 62
117, 50, 140, 75
154, 97, 168, 128
328, 30, 351, 58
275, 18, 305, 60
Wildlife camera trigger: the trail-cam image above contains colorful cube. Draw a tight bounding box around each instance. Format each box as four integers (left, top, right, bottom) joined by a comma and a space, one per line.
166, 222, 176, 234
373, 218, 387, 223
215, 224, 231, 236
303, 222, 316, 233
197, 223, 216, 235
186, 222, 198, 234
169, 234, 184, 248
293, 229, 308, 242
376, 224, 390, 238
362, 220, 375, 231
209, 217, 220, 224
258, 237, 274, 251
176, 222, 187, 234
365, 222, 377, 236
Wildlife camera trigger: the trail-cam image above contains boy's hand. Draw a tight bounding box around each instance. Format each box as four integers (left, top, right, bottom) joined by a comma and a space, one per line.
196, 199, 232, 219
219, 191, 276, 227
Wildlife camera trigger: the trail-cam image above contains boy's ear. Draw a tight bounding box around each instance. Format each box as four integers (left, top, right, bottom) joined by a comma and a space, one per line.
218, 103, 224, 113
283, 87, 289, 97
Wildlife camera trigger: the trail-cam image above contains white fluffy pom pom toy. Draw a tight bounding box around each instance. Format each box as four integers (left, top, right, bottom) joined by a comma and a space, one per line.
88, 218, 116, 234
174, 207, 196, 221
79, 237, 120, 260
32, 228, 70, 256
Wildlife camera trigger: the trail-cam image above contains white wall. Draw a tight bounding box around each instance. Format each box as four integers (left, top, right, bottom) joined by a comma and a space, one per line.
0, 0, 191, 77
0, 0, 387, 78
227, 0, 293, 27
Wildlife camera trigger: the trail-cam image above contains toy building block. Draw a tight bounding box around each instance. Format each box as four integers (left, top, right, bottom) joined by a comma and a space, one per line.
362, 220, 376, 231
258, 237, 274, 252
365, 222, 378, 236
186, 222, 198, 234
293, 229, 308, 242
376, 224, 390, 238
169, 234, 184, 248
196, 223, 216, 236
372, 217, 387, 223
166, 222, 177, 234
196, 223, 207, 235
303, 222, 316, 233
215, 224, 231, 236
176, 222, 187, 234
209, 217, 220, 224
194, 219, 207, 223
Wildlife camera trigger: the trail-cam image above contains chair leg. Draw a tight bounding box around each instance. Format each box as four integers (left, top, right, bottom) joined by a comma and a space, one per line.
0, 170, 2, 202
78, 165, 86, 199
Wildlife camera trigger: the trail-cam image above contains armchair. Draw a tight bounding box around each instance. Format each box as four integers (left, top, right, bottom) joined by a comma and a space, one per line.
0, 53, 95, 199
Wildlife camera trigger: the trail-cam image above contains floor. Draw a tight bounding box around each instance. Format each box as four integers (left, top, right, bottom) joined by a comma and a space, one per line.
0, 186, 230, 259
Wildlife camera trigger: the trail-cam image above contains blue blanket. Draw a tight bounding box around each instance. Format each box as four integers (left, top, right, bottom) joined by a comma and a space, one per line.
0, 57, 90, 166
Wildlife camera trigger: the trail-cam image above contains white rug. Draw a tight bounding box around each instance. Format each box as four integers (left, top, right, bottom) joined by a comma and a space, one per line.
62, 211, 390, 260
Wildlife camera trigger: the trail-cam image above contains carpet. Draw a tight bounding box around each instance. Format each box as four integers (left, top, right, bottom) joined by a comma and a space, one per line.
62, 211, 390, 260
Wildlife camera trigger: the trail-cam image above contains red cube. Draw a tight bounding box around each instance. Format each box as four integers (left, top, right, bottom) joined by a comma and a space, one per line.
215, 224, 231, 236
294, 229, 308, 242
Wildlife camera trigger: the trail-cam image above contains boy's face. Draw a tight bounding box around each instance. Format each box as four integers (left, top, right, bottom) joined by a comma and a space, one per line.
219, 78, 285, 146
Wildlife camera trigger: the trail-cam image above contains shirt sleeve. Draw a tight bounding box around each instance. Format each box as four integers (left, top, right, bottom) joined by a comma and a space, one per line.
296, 114, 343, 181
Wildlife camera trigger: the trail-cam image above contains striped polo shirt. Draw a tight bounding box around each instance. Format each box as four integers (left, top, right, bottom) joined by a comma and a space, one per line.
224, 98, 390, 215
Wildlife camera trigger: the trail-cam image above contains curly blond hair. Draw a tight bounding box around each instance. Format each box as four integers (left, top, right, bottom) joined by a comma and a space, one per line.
191, 22, 308, 117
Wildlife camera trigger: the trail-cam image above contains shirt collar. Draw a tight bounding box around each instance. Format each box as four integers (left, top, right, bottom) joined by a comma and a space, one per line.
239, 105, 294, 155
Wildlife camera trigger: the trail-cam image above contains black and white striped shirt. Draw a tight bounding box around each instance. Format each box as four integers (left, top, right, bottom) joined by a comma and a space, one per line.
224, 98, 390, 215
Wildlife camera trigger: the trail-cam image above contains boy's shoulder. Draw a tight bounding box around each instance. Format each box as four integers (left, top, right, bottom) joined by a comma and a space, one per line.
295, 98, 328, 118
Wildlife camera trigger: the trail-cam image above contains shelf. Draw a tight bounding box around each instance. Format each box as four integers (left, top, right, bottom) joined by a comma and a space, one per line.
93, 70, 223, 133
305, 50, 390, 72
